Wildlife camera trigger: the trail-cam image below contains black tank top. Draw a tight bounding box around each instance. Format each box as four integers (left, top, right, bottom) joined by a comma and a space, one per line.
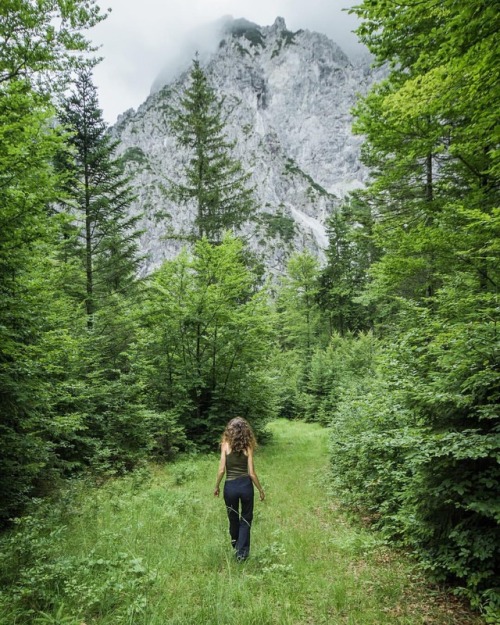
226, 450, 248, 481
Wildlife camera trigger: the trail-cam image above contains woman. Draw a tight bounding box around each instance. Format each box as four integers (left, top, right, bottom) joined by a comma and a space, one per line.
214, 417, 265, 561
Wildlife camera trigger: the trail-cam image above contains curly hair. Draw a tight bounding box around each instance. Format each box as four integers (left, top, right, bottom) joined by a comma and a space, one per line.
221, 417, 257, 453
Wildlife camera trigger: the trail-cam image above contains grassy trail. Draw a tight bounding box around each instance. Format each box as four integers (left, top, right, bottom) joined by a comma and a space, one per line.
4, 420, 483, 625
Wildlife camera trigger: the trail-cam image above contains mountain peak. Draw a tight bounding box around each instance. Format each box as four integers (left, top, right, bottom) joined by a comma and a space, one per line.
271, 16, 287, 32
221, 16, 290, 44
116, 17, 377, 275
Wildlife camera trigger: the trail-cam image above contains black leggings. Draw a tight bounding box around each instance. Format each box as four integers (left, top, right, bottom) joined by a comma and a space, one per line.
223, 476, 254, 559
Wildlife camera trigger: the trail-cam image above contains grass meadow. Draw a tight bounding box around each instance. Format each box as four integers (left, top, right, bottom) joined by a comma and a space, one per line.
0, 420, 484, 625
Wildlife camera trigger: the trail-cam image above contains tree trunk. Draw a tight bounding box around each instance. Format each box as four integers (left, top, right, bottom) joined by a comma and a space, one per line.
84, 160, 93, 329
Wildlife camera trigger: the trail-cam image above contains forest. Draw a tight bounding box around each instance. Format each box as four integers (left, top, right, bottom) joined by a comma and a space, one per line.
0, 1, 498, 623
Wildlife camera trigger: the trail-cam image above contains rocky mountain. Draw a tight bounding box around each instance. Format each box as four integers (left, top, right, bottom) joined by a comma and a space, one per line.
113, 17, 379, 275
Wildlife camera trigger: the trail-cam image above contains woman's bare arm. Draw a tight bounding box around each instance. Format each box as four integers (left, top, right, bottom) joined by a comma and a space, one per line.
214, 443, 227, 497
247, 449, 265, 501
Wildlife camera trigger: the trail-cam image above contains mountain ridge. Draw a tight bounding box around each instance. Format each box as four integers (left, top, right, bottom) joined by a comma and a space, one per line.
113, 17, 379, 275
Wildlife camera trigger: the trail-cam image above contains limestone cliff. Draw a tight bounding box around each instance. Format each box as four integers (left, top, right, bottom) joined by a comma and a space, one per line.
113, 17, 379, 274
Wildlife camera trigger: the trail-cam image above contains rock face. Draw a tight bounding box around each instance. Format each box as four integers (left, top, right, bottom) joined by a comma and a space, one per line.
113, 17, 378, 275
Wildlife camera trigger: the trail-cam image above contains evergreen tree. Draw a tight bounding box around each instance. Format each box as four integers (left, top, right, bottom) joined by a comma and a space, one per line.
318, 200, 375, 336
273, 252, 325, 420
167, 57, 254, 243
57, 68, 142, 328
276, 251, 323, 355
55, 69, 154, 471
0, 1, 107, 524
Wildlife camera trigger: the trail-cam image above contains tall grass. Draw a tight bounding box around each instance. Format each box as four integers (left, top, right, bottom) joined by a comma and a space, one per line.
0, 420, 483, 625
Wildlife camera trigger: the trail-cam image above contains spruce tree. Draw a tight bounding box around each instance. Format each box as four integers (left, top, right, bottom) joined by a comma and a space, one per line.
318, 201, 376, 336
55, 69, 151, 470
0, 0, 107, 523
58, 68, 142, 328
168, 57, 254, 243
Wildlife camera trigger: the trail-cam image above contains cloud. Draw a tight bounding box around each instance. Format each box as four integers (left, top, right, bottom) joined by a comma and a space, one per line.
91, 0, 363, 124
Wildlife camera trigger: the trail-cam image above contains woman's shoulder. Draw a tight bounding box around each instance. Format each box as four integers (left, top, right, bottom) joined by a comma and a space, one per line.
225, 445, 250, 456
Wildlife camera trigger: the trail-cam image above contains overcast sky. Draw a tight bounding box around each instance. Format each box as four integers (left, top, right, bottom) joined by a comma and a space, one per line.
90, 0, 363, 124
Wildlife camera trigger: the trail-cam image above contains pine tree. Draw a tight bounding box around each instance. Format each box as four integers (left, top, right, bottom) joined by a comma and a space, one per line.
54, 69, 154, 471
58, 68, 142, 328
167, 57, 254, 243
0, 0, 107, 524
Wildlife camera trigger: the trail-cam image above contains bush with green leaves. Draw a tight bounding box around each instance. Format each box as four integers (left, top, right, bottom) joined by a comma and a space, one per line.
0, 488, 156, 625
328, 299, 500, 619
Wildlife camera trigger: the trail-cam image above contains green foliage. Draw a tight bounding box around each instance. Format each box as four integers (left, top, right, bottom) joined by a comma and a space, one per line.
1, 4, 498, 622
306, 332, 378, 425
329, 314, 500, 617
137, 235, 277, 448
235, 43, 251, 57
318, 199, 376, 335
351, 0, 498, 311
282, 29, 300, 46
276, 251, 324, 356
326, 295, 500, 613
0, 0, 107, 89
271, 29, 300, 58
122, 146, 148, 164
44, 69, 163, 476
283, 158, 330, 196
0, 421, 482, 625
0, 3, 154, 525
0, 493, 157, 624
227, 19, 265, 47
326, 1, 500, 616
273, 252, 339, 422
57, 68, 142, 324
0, 83, 65, 521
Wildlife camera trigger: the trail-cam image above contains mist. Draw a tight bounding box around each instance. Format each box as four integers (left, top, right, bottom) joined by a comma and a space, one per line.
91, 0, 363, 124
